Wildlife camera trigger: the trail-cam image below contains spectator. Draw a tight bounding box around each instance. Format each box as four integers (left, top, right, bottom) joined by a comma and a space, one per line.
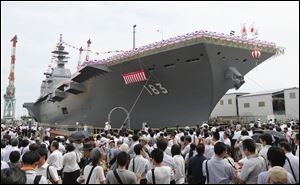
171, 144, 185, 184
202, 142, 236, 184
106, 152, 137, 184
181, 136, 192, 157
36, 147, 60, 184
62, 143, 81, 184
156, 138, 176, 183
279, 141, 299, 183
47, 141, 63, 174
79, 148, 106, 184
146, 148, 172, 184
223, 131, 231, 147
238, 139, 268, 184
185, 143, 197, 163
187, 143, 206, 184
21, 151, 48, 184
8, 151, 21, 168
257, 146, 295, 184
295, 133, 299, 158
268, 166, 289, 184
259, 133, 273, 160
1, 165, 26, 184
128, 144, 150, 184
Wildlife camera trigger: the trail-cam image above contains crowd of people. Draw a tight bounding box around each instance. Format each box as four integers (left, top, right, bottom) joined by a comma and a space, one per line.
1, 119, 299, 184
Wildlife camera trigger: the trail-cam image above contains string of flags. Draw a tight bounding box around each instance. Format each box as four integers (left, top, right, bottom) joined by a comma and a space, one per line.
61, 41, 125, 55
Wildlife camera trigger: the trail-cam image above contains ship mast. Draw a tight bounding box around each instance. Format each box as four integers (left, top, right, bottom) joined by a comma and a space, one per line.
51, 34, 69, 68
3, 35, 17, 123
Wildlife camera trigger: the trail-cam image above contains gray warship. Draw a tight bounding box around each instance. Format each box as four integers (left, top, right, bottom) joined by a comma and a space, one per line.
24, 30, 283, 129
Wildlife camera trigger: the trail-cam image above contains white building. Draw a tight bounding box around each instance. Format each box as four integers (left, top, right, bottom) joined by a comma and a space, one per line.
210, 93, 248, 119
210, 87, 299, 122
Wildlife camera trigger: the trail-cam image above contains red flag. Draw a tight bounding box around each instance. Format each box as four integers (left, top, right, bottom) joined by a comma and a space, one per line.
122, 70, 147, 84
241, 24, 247, 37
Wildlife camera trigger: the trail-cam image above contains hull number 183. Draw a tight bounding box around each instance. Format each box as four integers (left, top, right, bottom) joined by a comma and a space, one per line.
144, 83, 168, 95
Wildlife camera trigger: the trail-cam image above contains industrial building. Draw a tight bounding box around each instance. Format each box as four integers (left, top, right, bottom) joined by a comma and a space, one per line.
210, 87, 299, 122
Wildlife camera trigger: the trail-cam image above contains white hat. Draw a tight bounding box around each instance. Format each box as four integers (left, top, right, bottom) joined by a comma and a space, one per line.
119, 143, 129, 153
140, 135, 149, 142
211, 127, 217, 132
185, 126, 190, 131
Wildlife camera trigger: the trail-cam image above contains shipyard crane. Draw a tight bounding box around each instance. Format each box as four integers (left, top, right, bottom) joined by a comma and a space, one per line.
3, 35, 17, 124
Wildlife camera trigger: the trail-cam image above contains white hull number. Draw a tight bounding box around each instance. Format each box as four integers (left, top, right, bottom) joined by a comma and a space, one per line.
144, 83, 168, 96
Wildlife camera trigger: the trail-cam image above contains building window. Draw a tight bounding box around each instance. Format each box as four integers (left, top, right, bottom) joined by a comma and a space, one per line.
220, 100, 224, 105
228, 99, 232, 104
289, 92, 296, 99
258, 101, 265, 107
244, 103, 250, 108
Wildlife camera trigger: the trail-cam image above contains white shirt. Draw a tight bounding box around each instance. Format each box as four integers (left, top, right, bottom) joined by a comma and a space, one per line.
204, 145, 214, 159
62, 151, 80, 173
181, 143, 191, 157
146, 166, 172, 184
83, 165, 106, 184
202, 156, 235, 184
47, 150, 63, 171
259, 145, 271, 160
223, 138, 231, 147
128, 155, 150, 179
239, 154, 267, 184
24, 170, 48, 184
1, 161, 9, 170
36, 162, 60, 182
284, 152, 299, 183
173, 155, 185, 184
3, 145, 20, 162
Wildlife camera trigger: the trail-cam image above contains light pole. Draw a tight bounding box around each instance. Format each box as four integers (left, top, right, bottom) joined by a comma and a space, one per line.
157, 29, 163, 41
133, 25, 137, 49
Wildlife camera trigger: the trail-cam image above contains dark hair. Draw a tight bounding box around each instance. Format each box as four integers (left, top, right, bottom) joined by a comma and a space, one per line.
212, 132, 220, 141
185, 136, 192, 143
1, 140, 6, 148
1, 165, 26, 184
225, 145, 232, 157
241, 130, 249, 136
188, 143, 196, 159
214, 142, 227, 155
29, 143, 39, 151
157, 139, 168, 151
116, 152, 130, 167
267, 146, 286, 167
11, 139, 19, 147
196, 143, 205, 155
278, 141, 292, 152
132, 134, 139, 142
51, 141, 59, 150
9, 151, 20, 163
296, 133, 299, 140
20, 139, 30, 148
259, 133, 273, 145
65, 143, 75, 152
37, 148, 48, 161
22, 151, 40, 165
171, 144, 181, 157
134, 144, 143, 155
151, 148, 164, 164
242, 139, 256, 153
180, 136, 185, 142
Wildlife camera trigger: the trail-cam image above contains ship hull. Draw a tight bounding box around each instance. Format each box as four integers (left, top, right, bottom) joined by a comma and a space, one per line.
25, 42, 274, 129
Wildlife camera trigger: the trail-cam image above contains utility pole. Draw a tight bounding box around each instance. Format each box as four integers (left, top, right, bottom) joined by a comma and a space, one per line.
133, 25, 136, 49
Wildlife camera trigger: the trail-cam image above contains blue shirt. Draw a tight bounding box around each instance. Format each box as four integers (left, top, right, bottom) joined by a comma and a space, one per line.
187, 154, 207, 184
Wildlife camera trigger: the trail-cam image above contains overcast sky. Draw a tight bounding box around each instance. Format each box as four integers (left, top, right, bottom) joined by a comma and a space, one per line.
1, 1, 299, 118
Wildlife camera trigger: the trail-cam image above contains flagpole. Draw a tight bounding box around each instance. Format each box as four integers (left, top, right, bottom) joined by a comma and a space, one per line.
133, 25, 136, 49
